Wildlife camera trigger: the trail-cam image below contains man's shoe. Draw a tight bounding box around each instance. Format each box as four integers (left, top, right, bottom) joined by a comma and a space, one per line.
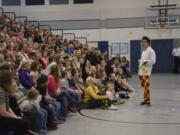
146, 102, 151, 107
140, 101, 146, 105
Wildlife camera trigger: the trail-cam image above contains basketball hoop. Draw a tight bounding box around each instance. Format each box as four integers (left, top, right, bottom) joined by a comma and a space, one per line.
160, 22, 167, 29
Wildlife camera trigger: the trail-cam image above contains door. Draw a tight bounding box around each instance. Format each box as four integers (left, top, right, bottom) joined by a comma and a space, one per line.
151, 39, 174, 73
98, 41, 109, 53
130, 40, 141, 73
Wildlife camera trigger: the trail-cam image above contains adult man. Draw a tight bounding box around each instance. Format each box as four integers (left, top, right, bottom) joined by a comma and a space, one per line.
138, 36, 156, 107
172, 44, 180, 73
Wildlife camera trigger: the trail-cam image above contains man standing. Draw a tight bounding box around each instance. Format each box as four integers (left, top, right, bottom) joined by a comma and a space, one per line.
172, 44, 180, 73
139, 36, 156, 107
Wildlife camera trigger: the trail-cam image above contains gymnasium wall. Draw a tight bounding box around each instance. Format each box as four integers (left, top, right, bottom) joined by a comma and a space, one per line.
2, 0, 180, 42
52, 28, 180, 60
1, 0, 180, 20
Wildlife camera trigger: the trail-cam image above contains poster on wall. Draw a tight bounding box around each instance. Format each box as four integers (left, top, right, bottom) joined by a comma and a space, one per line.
111, 43, 120, 56
120, 42, 128, 54
111, 42, 128, 55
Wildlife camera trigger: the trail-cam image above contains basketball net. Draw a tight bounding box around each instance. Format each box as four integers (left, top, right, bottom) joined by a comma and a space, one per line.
157, 22, 172, 38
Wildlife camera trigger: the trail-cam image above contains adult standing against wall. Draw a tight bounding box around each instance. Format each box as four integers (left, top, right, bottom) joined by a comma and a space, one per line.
172, 44, 180, 73
138, 36, 156, 107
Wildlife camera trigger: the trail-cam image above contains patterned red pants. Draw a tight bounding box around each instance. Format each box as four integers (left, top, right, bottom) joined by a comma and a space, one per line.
139, 76, 151, 103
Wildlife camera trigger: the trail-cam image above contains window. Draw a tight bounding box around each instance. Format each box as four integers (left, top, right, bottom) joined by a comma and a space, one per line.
50, 0, 69, 5
2, 0, 21, 6
74, 0, 93, 4
25, 0, 45, 5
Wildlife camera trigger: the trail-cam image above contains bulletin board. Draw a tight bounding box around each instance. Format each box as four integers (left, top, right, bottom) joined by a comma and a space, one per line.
111, 42, 128, 56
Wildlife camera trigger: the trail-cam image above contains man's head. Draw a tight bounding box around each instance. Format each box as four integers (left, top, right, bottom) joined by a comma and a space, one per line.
175, 44, 179, 48
142, 36, 150, 49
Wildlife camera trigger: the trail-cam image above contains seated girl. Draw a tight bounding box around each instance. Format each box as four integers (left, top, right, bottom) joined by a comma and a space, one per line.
47, 64, 78, 120
0, 62, 38, 134
0, 62, 25, 100
61, 71, 81, 101
105, 82, 125, 105
115, 66, 135, 92
36, 74, 63, 126
121, 56, 132, 77
109, 73, 130, 99
0, 69, 30, 135
19, 89, 48, 135
19, 61, 34, 90
71, 69, 85, 93
30, 61, 40, 86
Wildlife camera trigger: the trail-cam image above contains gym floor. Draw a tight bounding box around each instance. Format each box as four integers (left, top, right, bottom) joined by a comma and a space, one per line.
49, 74, 180, 135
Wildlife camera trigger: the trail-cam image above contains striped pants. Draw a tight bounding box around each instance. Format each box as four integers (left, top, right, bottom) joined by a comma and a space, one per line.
139, 75, 151, 103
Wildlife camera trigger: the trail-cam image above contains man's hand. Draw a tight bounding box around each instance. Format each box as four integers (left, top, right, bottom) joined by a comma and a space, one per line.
143, 61, 148, 65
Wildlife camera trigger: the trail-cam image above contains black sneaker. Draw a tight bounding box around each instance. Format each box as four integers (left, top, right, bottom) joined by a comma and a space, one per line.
47, 124, 58, 131
140, 101, 146, 105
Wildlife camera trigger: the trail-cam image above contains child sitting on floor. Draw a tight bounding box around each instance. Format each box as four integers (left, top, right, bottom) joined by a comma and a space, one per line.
105, 82, 125, 105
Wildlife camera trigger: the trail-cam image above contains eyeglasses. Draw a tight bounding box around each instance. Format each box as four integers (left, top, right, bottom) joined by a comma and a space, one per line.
142, 40, 147, 43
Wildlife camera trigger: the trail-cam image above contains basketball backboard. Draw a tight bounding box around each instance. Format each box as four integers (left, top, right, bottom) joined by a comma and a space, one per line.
144, 0, 180, 29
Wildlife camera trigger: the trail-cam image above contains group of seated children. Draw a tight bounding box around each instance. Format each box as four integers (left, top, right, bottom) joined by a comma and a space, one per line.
0, 14, 134, 135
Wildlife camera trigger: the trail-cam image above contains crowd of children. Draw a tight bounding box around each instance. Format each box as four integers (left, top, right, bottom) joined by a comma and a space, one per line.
0, 14, 134, 135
